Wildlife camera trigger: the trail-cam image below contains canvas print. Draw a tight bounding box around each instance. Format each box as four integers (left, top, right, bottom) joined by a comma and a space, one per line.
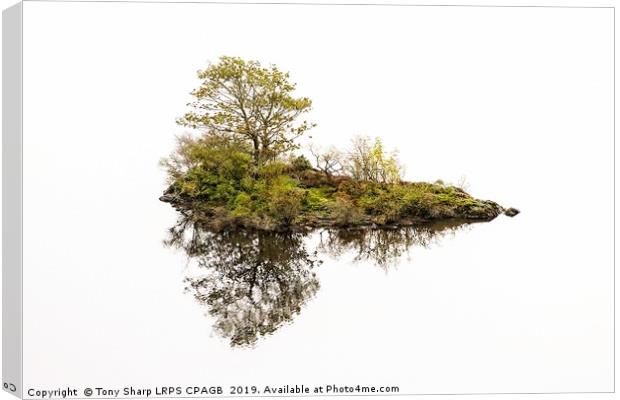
158, 55, 520, 348
2, 1, 614, 398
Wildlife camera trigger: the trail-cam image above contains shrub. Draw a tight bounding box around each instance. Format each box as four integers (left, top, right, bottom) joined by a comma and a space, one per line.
330, 194, 362, 225
343, 136, 403, 183
268, 186, 305, 225
162, 133, 254, 203
231, 192, 253, 217
266, 176, 305, 225
291, 155, 313, 172
258, 161, 287, 181
304, 187, 331, 212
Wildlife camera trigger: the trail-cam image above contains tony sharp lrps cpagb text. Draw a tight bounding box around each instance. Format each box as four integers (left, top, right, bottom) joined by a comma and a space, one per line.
26, 386, 224, 398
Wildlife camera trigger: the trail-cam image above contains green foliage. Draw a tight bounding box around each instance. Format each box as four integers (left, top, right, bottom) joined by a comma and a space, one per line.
162, 135, 492, 228
160, 58, 502, 230
304, 187, 331, 211
257, 161, 288, 181
231, 192, 253, 217
266, 177, 305, 225
177, 56, 315, 165
358, 186, 409, 223
344, 136, 403, 183
162, 134, 253, 203
291, 155, 313, 172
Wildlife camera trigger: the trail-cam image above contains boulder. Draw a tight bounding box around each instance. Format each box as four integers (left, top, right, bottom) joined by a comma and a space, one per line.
159, 194, 175, 203
504, 207, 520, 217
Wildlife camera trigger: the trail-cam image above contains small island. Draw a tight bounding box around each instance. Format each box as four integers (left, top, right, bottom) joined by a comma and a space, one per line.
160, 56, 517, 232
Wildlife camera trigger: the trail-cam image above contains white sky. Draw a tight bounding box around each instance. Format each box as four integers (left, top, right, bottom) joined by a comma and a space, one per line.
17, 2, 614, 396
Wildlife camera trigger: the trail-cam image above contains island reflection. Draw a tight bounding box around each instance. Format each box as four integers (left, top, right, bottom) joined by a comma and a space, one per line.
165, 215, 475, 347
318, 219, 476, 270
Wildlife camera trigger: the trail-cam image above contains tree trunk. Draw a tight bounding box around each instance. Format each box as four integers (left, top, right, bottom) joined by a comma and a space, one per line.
252, 138, 260, 166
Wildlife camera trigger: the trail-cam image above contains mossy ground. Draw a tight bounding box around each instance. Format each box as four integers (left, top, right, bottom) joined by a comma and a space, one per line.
161, 167, 503, 232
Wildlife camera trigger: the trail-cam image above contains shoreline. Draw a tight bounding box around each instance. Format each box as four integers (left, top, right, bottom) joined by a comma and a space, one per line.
160, 194, 517, 233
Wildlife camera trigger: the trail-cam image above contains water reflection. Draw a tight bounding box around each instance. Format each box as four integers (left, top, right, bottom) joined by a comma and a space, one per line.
318, 219, 475, 270
165, 218, 321, 347
165, 215, 475, 347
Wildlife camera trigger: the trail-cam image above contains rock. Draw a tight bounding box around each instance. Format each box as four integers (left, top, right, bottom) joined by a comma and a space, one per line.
159, 194, 175, 203
456, 200, 503, 220
504, 207, 520, 217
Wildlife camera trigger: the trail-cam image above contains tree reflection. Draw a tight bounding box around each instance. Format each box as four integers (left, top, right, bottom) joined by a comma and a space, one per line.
318, 219, 475, 270
164, 215, 321, 348
165, 214, 476, 347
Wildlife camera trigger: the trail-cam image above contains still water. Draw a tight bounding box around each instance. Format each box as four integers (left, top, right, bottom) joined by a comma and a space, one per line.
165, 215, 480, 348
23, 196, 613, 394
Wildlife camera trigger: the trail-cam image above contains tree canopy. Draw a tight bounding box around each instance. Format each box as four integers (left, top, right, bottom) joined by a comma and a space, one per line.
177, 56, 314, 166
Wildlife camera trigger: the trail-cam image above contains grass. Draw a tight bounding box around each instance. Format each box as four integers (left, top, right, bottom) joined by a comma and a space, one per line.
161, 167, 503, 232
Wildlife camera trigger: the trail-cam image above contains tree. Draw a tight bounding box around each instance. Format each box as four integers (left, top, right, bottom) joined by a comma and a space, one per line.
308, 144, 344, 178
177, 56, 314, 166
344, 135, 403, 183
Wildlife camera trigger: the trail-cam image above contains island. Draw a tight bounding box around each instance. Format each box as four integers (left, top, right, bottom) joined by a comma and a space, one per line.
159, 56, 518, 232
